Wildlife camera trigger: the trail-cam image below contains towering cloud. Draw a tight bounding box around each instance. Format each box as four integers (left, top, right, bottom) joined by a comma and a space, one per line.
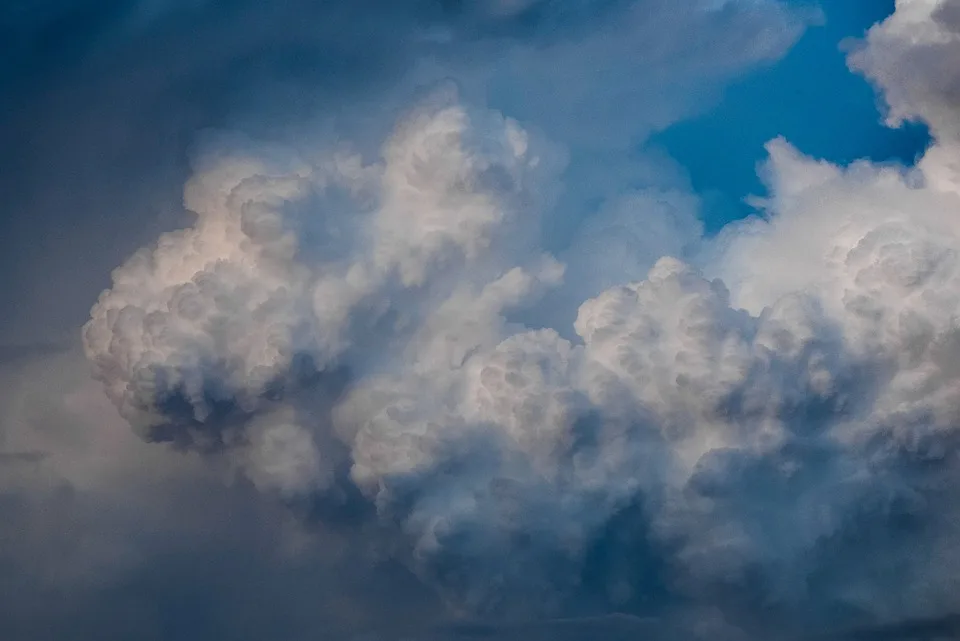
65, 0, 960, 639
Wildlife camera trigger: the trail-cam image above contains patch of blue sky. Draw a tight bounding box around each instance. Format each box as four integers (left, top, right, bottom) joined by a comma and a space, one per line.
649, 0, 932, 232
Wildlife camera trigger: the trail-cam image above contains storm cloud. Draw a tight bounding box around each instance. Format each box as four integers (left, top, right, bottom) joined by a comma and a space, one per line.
7, 1, 960, 640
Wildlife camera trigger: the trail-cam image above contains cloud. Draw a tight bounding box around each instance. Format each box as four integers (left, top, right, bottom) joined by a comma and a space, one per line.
849, 0, 960, 142
80, 13, 960, 628
0, 0, 805, 346
73, 1, 960, 637
26, 1, 960, 640
0, 344, 452, 641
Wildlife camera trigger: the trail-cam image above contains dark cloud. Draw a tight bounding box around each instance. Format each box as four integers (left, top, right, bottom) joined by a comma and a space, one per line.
0, 345, 447, 641
831, 614, 960, 641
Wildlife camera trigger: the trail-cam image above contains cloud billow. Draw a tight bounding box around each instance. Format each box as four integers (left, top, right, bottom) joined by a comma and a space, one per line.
74, 3, 960, 638
10, 1, 960, 640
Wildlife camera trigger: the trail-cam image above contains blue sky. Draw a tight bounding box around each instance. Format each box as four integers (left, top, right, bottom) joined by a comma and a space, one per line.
653, 0, 931, 231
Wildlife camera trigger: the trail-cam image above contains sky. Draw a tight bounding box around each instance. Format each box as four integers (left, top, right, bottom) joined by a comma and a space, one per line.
652, 1, 932, 230
3, 1, 960, 640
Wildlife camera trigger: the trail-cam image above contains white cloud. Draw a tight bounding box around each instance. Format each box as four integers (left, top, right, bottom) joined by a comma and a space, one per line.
33, 0, 960, 638
77, 64, 960, 628
849, 0, 960, 141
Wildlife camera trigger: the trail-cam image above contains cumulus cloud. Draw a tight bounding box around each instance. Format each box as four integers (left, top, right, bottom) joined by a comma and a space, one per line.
17, 0, 960, 640
79, 0, 960, 626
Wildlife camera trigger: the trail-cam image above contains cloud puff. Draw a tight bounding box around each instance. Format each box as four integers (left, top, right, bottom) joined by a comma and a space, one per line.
82, 28, 960, 634
849, 0, 960, 142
